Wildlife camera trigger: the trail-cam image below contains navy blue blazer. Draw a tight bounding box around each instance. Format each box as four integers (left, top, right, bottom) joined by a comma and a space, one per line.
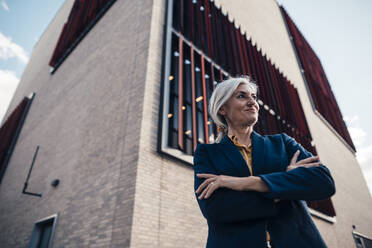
193, 131, 335, 248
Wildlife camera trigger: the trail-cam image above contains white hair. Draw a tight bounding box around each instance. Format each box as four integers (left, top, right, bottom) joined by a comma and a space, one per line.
208, 76, 258, 143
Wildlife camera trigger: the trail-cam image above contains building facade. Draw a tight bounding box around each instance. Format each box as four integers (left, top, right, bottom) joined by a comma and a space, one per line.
0, 0, 371, 247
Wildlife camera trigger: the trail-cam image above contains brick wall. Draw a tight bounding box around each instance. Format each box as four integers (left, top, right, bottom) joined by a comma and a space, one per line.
0, 0, 153, 247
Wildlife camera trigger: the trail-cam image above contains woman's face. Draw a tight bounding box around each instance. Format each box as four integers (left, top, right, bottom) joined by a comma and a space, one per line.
219, 83, 259, 128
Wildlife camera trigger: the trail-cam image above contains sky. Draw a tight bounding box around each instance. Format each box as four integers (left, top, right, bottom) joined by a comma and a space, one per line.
0, 0, 371, 194
0, 0, 64, 120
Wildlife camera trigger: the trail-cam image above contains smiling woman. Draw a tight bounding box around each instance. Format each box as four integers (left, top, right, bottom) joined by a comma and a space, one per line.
193, 76, 335, 248
208, 77, 259, 143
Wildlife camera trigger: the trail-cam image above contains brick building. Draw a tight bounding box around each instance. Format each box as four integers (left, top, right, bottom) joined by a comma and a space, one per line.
0, 0, 371, 247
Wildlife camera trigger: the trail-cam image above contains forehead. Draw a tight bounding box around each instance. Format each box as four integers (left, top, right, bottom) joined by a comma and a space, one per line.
234, 83, 255, 94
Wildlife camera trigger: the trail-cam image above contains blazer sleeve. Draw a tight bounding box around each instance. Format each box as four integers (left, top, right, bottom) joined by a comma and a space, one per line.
194, 144, 278, 223
258, 133, 336, 200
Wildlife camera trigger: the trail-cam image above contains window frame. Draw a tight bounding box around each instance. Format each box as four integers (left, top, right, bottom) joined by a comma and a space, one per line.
309, 208, 336, 224
49, 0, 117, 73
158, 0, 195, 164
352, 231, 372, 248
28, 213, 59, 248
0, 92, 35, 184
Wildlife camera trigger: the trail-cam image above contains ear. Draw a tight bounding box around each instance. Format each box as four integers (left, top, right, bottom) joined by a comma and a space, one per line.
218, 106, 226, 116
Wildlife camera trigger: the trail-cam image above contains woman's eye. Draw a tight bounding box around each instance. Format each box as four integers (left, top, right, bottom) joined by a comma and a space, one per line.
237, 93, 257, 100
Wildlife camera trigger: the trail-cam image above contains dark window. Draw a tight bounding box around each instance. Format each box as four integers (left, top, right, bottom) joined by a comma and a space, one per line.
163, 0, 314, 156
307, 198, 336, 218
160, 0, 335, 217
49, 0, 117, 71
29, 214, 58, 248
280, 6, 355, 152
0, 93, 35, 183
353, 232, 372, 248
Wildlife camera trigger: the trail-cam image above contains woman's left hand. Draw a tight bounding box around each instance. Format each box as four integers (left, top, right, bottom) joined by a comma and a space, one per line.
196, 174, 244, 200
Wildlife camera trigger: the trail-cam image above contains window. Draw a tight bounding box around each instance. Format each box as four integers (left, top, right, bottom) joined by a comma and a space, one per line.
28, 214, 58, 248
160, 0, 336, 219
0, 93, 35, 183
353, 232, 372, 248
160, 0, 315, 159
49, 0, 117, 72
280, 6, 355, 152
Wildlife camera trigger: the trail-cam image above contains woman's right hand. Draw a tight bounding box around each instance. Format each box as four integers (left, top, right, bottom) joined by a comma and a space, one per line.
286, 150, 322, 172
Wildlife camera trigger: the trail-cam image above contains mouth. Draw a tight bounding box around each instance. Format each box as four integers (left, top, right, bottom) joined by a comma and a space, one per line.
245, 108, 257, 113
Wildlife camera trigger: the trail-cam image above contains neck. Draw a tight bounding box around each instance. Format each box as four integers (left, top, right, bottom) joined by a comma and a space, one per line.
227, 124, 254, 146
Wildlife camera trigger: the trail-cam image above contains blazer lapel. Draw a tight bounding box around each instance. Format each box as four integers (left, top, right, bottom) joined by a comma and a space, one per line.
217, 130, 267, 176
251, 130, 267, 175
218, 134, 251, 176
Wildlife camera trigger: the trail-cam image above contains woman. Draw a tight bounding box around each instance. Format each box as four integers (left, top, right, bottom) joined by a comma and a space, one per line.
193, 76, 335, 248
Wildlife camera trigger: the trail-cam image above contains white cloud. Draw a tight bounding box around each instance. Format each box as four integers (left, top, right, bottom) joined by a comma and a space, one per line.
344, 115, 368, 148
0, 70, 19, 124
347, 126, 367, 147
1, 0, 9, 11
357, 145, 372, 166
344, 115, 372, 195
0, 32, 29, 63
356, 144, 372, 196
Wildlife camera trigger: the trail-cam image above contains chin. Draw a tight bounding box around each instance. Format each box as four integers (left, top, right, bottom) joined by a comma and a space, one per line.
242, 119, 257, 126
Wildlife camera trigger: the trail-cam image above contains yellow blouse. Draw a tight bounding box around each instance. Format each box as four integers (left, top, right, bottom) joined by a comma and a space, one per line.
228, 134, 253, 175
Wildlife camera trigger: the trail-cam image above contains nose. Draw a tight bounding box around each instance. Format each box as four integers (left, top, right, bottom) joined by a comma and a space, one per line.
247, 95, 256, 104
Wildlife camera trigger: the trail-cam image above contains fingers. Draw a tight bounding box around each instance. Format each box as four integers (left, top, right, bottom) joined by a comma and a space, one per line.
288, 161, 322, 171
198, 181, 218, 199
198, 183, 210, 199
204, 182, 217, 199
197, 173, 217, 179
196, 173, 220, 199
286, 165, 296, 172
290, 150, 321, 166
196, 173, 218, 194
302, 161, 322, 168
196, 177, 216, 194
297, 155, 319, 165
290, 150, 300, 165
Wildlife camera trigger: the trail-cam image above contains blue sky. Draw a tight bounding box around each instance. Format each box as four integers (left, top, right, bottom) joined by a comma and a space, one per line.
0, 0, 64, 75
0, 0, 371, 193
0, 0, 64, 124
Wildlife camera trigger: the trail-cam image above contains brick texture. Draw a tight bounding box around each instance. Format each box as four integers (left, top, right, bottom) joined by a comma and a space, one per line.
0, 0, 153, 247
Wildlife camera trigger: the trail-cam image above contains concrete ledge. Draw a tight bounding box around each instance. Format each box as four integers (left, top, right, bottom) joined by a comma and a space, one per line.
309, 208, 337, 224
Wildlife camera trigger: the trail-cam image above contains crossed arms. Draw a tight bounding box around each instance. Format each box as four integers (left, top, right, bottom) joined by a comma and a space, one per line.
193, 133, 335, 223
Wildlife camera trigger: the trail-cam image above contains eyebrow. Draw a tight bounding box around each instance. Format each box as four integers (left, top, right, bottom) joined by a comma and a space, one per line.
235, 91, 256, 95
